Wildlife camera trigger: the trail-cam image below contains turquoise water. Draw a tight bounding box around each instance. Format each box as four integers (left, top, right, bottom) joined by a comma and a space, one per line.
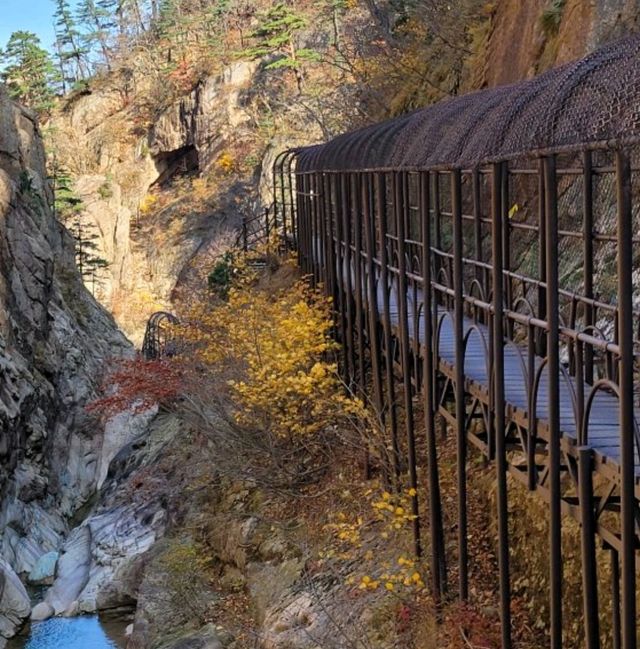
8, 616, 126, 649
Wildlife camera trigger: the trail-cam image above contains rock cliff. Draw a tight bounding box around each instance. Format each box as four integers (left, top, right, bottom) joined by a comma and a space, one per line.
50, 60, 273, 343
0, 88, 132, 640
479, 0, 640, 87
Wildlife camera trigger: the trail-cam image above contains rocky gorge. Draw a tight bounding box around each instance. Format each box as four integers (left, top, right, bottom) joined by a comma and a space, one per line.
2, 1, 640, 648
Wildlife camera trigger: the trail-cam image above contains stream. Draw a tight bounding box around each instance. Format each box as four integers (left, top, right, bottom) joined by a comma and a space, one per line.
7, 616, 127, 649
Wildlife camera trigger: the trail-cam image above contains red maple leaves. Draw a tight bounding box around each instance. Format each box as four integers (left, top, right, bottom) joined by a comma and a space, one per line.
87, 357, 183, 418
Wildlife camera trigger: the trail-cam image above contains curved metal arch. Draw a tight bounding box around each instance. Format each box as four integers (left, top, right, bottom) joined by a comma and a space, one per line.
142, 311, 180, 360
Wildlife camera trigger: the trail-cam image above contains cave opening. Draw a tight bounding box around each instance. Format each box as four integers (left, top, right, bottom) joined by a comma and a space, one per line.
153, 144, 199, 187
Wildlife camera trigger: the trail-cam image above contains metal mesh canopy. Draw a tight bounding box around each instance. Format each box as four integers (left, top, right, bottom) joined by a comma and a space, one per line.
296, 35, 640, 172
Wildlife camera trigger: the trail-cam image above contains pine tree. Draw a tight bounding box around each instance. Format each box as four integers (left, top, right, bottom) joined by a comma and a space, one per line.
51, 166, 84, 224
76, 0, 115, 70
243, 3, 319, 91
0, 32, 59, 113
53, 0, 90, 88
51, 165, 110, 294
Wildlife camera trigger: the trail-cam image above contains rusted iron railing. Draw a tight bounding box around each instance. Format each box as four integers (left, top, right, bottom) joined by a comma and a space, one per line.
275, 35, 640, 649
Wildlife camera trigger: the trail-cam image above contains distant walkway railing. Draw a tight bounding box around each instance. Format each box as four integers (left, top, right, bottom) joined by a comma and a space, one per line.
141, 311, 179, 360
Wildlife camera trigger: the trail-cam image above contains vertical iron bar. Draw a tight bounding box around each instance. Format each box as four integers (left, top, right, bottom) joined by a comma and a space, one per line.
265, 206, 270, 241
434, 173, 442, 275
242, 217, 248, 252
544, 154, 563, 649
376, 172, 401, 486
363, 173, 387, 477
395, 170, 422, 557
311, 173, 320, 287
352, 172, 367, 393
583, 150, 595, 384
421, 170, 445, 601
341, 174, 356, 386
452, 168, 468, 599
578, 447, 600, 649
612, 549, 622, 649
352, 172, 370, 479
492, 162, 512, 649
318, 172, 329, 292
472, 169, 483, 288
527, 320, 537, 490
615, 149, 636, 649
280, 155, 288, 242
324, 174, 338, 309
537, 158, 547, 356
501, 167, 512, 339
287, 154, 297, 248
333, 175, 350, 379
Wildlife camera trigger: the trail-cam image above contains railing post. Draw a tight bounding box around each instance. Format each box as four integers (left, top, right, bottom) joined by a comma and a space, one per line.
375, 172, 401, 486
280, 154, 288, 243
544, 154, 563, 649
242, 217, 248, 253
452, 167, 468, 598
341, 174, 356, 387
395, 170, 421, 557
612, 549, 622, 649
352, 172, 370, 479
537, 158, 547, 356
615, 149, 636, 649
491, 162, 512, 649
287, 153, 297, 248
583, 150, 594, 384
323, 173, 337, 307
311, 173, 320, 287
578, 447, 600, 649
363, 173, 386, 476
420, 170, 446, 601
265, 206, 270, 241
472, 169, 483, 289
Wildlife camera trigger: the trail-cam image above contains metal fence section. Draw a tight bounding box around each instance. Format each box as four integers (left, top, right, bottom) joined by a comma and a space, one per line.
274, 34, 640, 649
141, 311, 180, 360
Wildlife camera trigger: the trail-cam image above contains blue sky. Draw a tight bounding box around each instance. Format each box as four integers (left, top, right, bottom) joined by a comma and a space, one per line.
0, 0, 80, 50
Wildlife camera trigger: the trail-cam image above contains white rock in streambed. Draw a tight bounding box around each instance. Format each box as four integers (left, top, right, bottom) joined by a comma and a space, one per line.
0, 557, 30, 639
30, 602, 54, 622
44, 527, 91, 615
28, 551, 59, 586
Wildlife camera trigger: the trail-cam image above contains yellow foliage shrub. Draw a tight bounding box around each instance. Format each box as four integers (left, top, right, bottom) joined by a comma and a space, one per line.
181, 277, 363, 440
216, 151, 235, 174
139, 193, 159, 216
324, 486, 426, 594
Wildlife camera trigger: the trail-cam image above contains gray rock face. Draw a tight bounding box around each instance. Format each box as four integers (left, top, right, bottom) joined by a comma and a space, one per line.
0, 89, 134, 623
0, 557, 30, 639
45, 526, 92, 615
27, 551, 58, 586
77, 500, 166, 613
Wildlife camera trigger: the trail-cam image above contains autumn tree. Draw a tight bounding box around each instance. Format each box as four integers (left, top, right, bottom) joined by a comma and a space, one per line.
0, 31, 59, 114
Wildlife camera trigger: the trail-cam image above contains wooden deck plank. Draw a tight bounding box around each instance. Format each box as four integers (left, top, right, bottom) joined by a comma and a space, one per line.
355, 273, 637, 473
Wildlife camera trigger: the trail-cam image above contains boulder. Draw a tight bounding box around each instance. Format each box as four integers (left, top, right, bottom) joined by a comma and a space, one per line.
45, 526, 91, 615
28, 551, 59, 586
0, 557, 30, 639
30, 602, 53, 622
